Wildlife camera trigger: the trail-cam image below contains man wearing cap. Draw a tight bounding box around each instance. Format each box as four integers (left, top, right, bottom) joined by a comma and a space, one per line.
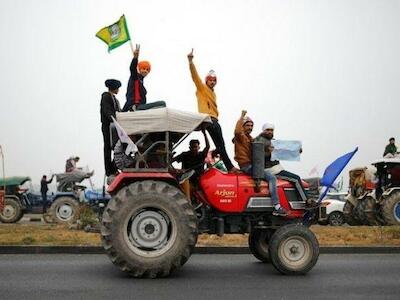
383, 137, 398, 157
122, 44, 165, 111
100, 79, 121, 176
187, 49, 238, 172
233, 111, 287, 216
256, 123, 309, 204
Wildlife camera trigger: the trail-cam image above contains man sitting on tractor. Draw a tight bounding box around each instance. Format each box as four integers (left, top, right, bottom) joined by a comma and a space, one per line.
173, 128, 210, 183
233, 110, 287, 216
255, 123, 312, 206
383, 137, 398, 158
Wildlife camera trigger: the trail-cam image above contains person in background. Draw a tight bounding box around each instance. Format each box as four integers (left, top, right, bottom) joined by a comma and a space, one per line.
383, 137, 398, 158
122, 44, 165, 111
187, 48, 238, 173
205, 149, 227, 172
65, 156, 80, 173
100, 79, 121, 177
40, 174, 54, 214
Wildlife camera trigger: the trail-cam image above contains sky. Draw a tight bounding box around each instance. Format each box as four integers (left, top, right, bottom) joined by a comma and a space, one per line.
0, 0, 399, 189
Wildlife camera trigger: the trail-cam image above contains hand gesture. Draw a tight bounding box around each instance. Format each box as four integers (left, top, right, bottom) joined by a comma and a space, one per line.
187, 48, 194, 62
241, 110, 247, 118
134, 44, 140, 58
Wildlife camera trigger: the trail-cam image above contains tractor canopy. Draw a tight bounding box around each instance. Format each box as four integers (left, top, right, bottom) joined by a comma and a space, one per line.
116, 107, 212, 136
0, 176, 31, 187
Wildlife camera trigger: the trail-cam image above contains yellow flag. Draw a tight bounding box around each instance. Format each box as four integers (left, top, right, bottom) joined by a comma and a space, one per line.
96, 15, 131, 52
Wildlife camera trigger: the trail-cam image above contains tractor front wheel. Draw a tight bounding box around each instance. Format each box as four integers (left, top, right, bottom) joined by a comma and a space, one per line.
101, 180, 198, 278
343, 200, 360, 226
268, 224, 319, 275
48, 196, 79, 224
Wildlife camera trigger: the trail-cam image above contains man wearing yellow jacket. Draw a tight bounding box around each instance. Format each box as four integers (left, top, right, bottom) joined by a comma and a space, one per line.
187, 49, 237, 172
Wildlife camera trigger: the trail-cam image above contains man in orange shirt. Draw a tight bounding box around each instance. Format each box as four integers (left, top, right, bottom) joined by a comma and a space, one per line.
187, 49, 237, 172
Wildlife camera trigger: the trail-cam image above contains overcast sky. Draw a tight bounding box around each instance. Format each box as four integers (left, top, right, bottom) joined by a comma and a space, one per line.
0, 0, 399, 189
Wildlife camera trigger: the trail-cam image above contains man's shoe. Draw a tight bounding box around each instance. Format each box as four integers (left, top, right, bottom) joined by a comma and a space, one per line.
272, 207, 288, 217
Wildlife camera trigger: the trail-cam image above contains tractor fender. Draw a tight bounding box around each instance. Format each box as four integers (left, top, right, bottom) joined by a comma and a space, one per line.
381, 187, 400, 198
346, 195, 358, 206
51, 192, 78, 203
107, 172, 178, 195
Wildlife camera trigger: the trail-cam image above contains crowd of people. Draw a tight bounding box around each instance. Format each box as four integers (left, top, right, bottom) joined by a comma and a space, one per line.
99, 46, 315, 215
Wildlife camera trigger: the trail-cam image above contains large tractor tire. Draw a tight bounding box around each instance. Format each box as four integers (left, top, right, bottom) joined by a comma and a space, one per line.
381, 191, 400, 225
343, 200, 360, 226
101, 180, 198, 278
0, 197, 24, 223
48, 196, 80, 224
268, 224, 319, 275
248, 229, 274, 263
354, 200, 368, 225
360, 196, 381, 226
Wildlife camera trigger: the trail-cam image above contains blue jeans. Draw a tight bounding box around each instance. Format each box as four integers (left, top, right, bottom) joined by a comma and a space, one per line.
241, 165, 280, 206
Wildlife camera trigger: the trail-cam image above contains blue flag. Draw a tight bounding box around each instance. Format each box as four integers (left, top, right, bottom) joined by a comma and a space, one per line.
319, 147, 358, 200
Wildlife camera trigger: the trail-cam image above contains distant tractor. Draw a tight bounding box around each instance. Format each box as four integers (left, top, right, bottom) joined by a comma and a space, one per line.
344, 159, 400, 225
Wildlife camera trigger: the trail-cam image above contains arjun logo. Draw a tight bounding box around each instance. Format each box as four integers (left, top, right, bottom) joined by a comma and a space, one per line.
214, 189, 236, 197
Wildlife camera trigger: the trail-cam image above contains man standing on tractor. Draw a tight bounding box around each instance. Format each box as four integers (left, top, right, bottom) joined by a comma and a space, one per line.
122, 44, 165, 112
40, 174, 54, 213
173, 128, 210, 182
256, 123, 310, 205
100, 79, 122, 177
187, 49, 238, 173
233, 111, 287, 216
383, 137, 398, 158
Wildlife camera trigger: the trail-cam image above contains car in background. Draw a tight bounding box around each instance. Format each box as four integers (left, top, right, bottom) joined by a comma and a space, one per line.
319, 192, 347, 226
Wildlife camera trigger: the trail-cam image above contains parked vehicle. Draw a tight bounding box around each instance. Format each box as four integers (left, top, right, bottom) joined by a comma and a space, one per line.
344, 159, 400, 226
0, 176, 32, 223
319, 192, 346, 226
100, 108, 343, 278
45, 174, 110, 224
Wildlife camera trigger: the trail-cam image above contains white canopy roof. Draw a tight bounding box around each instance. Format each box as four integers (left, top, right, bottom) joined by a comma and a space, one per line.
372, 158, 400, 165
116, 107, 212, 135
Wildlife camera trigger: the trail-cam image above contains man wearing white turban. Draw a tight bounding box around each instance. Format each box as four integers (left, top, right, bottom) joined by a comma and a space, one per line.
256, 123, 309, 203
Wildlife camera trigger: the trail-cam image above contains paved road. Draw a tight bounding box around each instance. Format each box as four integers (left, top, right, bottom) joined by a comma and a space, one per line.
0, 254, 399, 300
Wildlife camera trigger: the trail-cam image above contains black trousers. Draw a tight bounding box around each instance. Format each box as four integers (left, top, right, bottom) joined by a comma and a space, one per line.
41, 192, 47, 213
102, 124, 117, 176
206, 118, 234, 171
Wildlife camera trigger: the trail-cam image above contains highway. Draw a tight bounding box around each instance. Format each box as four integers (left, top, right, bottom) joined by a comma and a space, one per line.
0, 253, 399, 299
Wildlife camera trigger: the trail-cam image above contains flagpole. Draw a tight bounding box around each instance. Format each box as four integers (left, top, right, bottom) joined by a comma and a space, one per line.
0, 145, 5, 213
129, 40, 135, 56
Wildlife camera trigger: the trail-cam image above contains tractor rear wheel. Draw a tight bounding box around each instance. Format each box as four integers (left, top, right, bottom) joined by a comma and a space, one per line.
48, 196, 79, 224
248, 229, 274, 263
101, 180, 198, 278
361, 196, 381, 226
382, 191, 400, 225
343, 200, 360, 226
268, 224, 319, 275
0, 197, 23, 223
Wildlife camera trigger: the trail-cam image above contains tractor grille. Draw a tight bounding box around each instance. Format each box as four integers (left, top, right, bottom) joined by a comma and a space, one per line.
247, 196, 305, 210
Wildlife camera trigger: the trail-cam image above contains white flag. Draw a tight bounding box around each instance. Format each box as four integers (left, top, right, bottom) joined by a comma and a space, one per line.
111, 116, 138, 155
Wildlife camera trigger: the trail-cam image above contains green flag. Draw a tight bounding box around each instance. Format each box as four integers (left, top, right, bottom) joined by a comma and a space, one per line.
96, 15, 131, 52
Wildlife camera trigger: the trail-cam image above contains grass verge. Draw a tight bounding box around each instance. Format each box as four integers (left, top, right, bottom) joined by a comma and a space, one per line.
1, 224, 400, 246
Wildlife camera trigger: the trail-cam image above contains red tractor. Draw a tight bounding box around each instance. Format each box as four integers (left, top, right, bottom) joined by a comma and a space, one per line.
101, 108, 321, 278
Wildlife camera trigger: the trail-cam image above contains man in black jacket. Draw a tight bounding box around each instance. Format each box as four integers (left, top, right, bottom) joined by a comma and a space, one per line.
100, 79, 121, 176
40, 174, 54, 213
122, 44, 165, 111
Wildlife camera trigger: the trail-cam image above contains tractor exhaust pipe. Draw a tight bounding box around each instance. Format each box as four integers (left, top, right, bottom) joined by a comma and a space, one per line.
252, 141, 265, 192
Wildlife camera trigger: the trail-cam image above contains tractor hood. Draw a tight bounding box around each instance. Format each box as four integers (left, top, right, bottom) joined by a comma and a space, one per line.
0, 176, 31, 187
116, 107, 212, 135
